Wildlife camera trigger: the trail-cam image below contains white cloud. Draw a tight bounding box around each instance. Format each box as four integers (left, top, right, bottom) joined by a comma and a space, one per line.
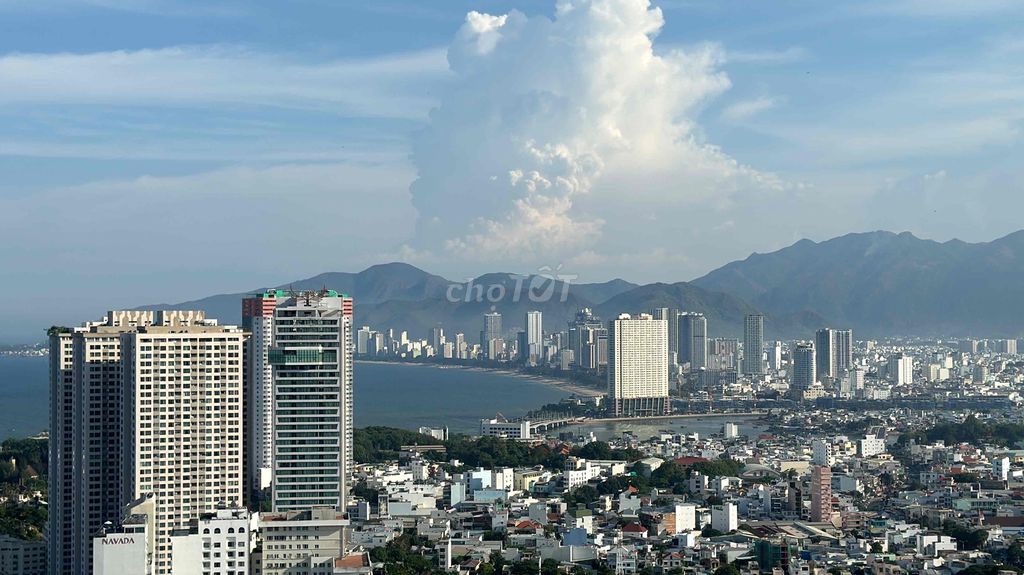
721, 96, 780, 122
406, 0, 786, 271
0, 45, 448, 119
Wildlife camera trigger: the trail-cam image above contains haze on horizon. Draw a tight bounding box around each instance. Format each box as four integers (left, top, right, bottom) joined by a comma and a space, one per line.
0, 0, 1021, 342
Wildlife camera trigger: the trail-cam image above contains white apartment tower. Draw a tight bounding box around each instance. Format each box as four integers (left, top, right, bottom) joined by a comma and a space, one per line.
888, 353, 914, 385
265, 290, 354, 514
242, 291, 283, 493
608, 314, 669, 417
121, 320, 247, 574
525, 310, 543, 360
770, 341, 783, 371
742, 314, 765, 375
48, 310, 209, 575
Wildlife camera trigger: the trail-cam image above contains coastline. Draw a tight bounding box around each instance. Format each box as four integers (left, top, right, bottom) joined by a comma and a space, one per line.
355, 359, 605, 398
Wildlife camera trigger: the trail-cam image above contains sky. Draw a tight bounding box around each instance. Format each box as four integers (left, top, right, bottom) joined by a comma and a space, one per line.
0, 0, 1022, 342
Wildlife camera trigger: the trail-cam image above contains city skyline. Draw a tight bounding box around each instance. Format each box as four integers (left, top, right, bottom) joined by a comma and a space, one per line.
3, 0, 1024, 573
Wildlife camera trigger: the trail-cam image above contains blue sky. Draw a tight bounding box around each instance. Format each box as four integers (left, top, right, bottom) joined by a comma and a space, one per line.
0, 0, 1021, 342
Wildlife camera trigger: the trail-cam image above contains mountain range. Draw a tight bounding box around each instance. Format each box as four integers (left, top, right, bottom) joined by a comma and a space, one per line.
692, 230, 1024, 337
143, 230, 1024, 339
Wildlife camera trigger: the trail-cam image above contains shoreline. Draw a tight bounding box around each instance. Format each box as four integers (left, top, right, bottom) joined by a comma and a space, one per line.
591, 412, 766, 424
355, 359, 605, 398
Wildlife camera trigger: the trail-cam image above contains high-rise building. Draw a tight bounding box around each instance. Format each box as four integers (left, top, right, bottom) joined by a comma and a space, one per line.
743, 314, 764, 375
888, 353, 913, 385
835, 329, 853, 372
708, 338, 739, 370
242, 292, 281, 494
995, 339, 1018, 355
678, 313, 707, 371
48, 327, 77, 575
454, 333, 466, 359
568, 308, 602, 368
651, 308, 680, 367
810, 465, 833, 523
356, 326, 372, 355
792, 343, 816, 391
525, 310, 543, 361
815, 328, 854, 380
481, 312, 502, 349
48, 310, 209, 575
430, 326, 445, 350
814, 329, 835, 381
608, 313, 669, 416
579, 326, 608, 371
769, 341, 783, 371
121, 320, 247, 574
266, 290, 354, 515
959, 339, 979, 354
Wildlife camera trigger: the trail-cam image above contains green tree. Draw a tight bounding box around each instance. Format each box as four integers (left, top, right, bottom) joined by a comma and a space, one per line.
943, 520, 988, 550
567, 484, 599, 506
714, 564, 740, 575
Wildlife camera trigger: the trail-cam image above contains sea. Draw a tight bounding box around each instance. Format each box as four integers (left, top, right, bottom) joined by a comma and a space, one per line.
0, 355, 764, 440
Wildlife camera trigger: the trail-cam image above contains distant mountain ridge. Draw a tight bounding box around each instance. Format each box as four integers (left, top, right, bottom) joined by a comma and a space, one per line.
140, 263, 815, 339
141, 229, 1024, 339
692, 230, 1024, 337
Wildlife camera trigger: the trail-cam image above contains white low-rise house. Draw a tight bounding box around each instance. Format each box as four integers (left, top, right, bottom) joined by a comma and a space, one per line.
859, 434, 887, 458
711, 503, 738, 533
606, 546, 637, 574
92, 514, 152, 575
915, 534, 957, 557
480, 419, 531, 440
635, 457, 664, 477
170, 508, 255, 575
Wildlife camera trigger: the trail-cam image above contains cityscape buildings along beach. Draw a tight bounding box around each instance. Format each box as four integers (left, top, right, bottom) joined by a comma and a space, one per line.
1, 0, 1023, 574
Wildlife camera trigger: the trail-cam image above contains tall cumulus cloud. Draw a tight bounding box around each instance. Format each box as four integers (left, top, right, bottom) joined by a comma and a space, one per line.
408, 0, 783, 269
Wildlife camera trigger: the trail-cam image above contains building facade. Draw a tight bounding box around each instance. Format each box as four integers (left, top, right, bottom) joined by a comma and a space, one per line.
815, 328, 853, 380
268, 290, 354, 514
480, 312, 502, 351
257, 508, 348, 575
810, 465, 833, 523
169, 508, 255, 575
0, 535, 46, 575
608, 314, 669, 417
525, 311, 543, 363
48, 310, 208, 575
677, 313, 707, 371
742, 314, 764, 375
792, 343, 817, 392
121, 321, 247, 574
